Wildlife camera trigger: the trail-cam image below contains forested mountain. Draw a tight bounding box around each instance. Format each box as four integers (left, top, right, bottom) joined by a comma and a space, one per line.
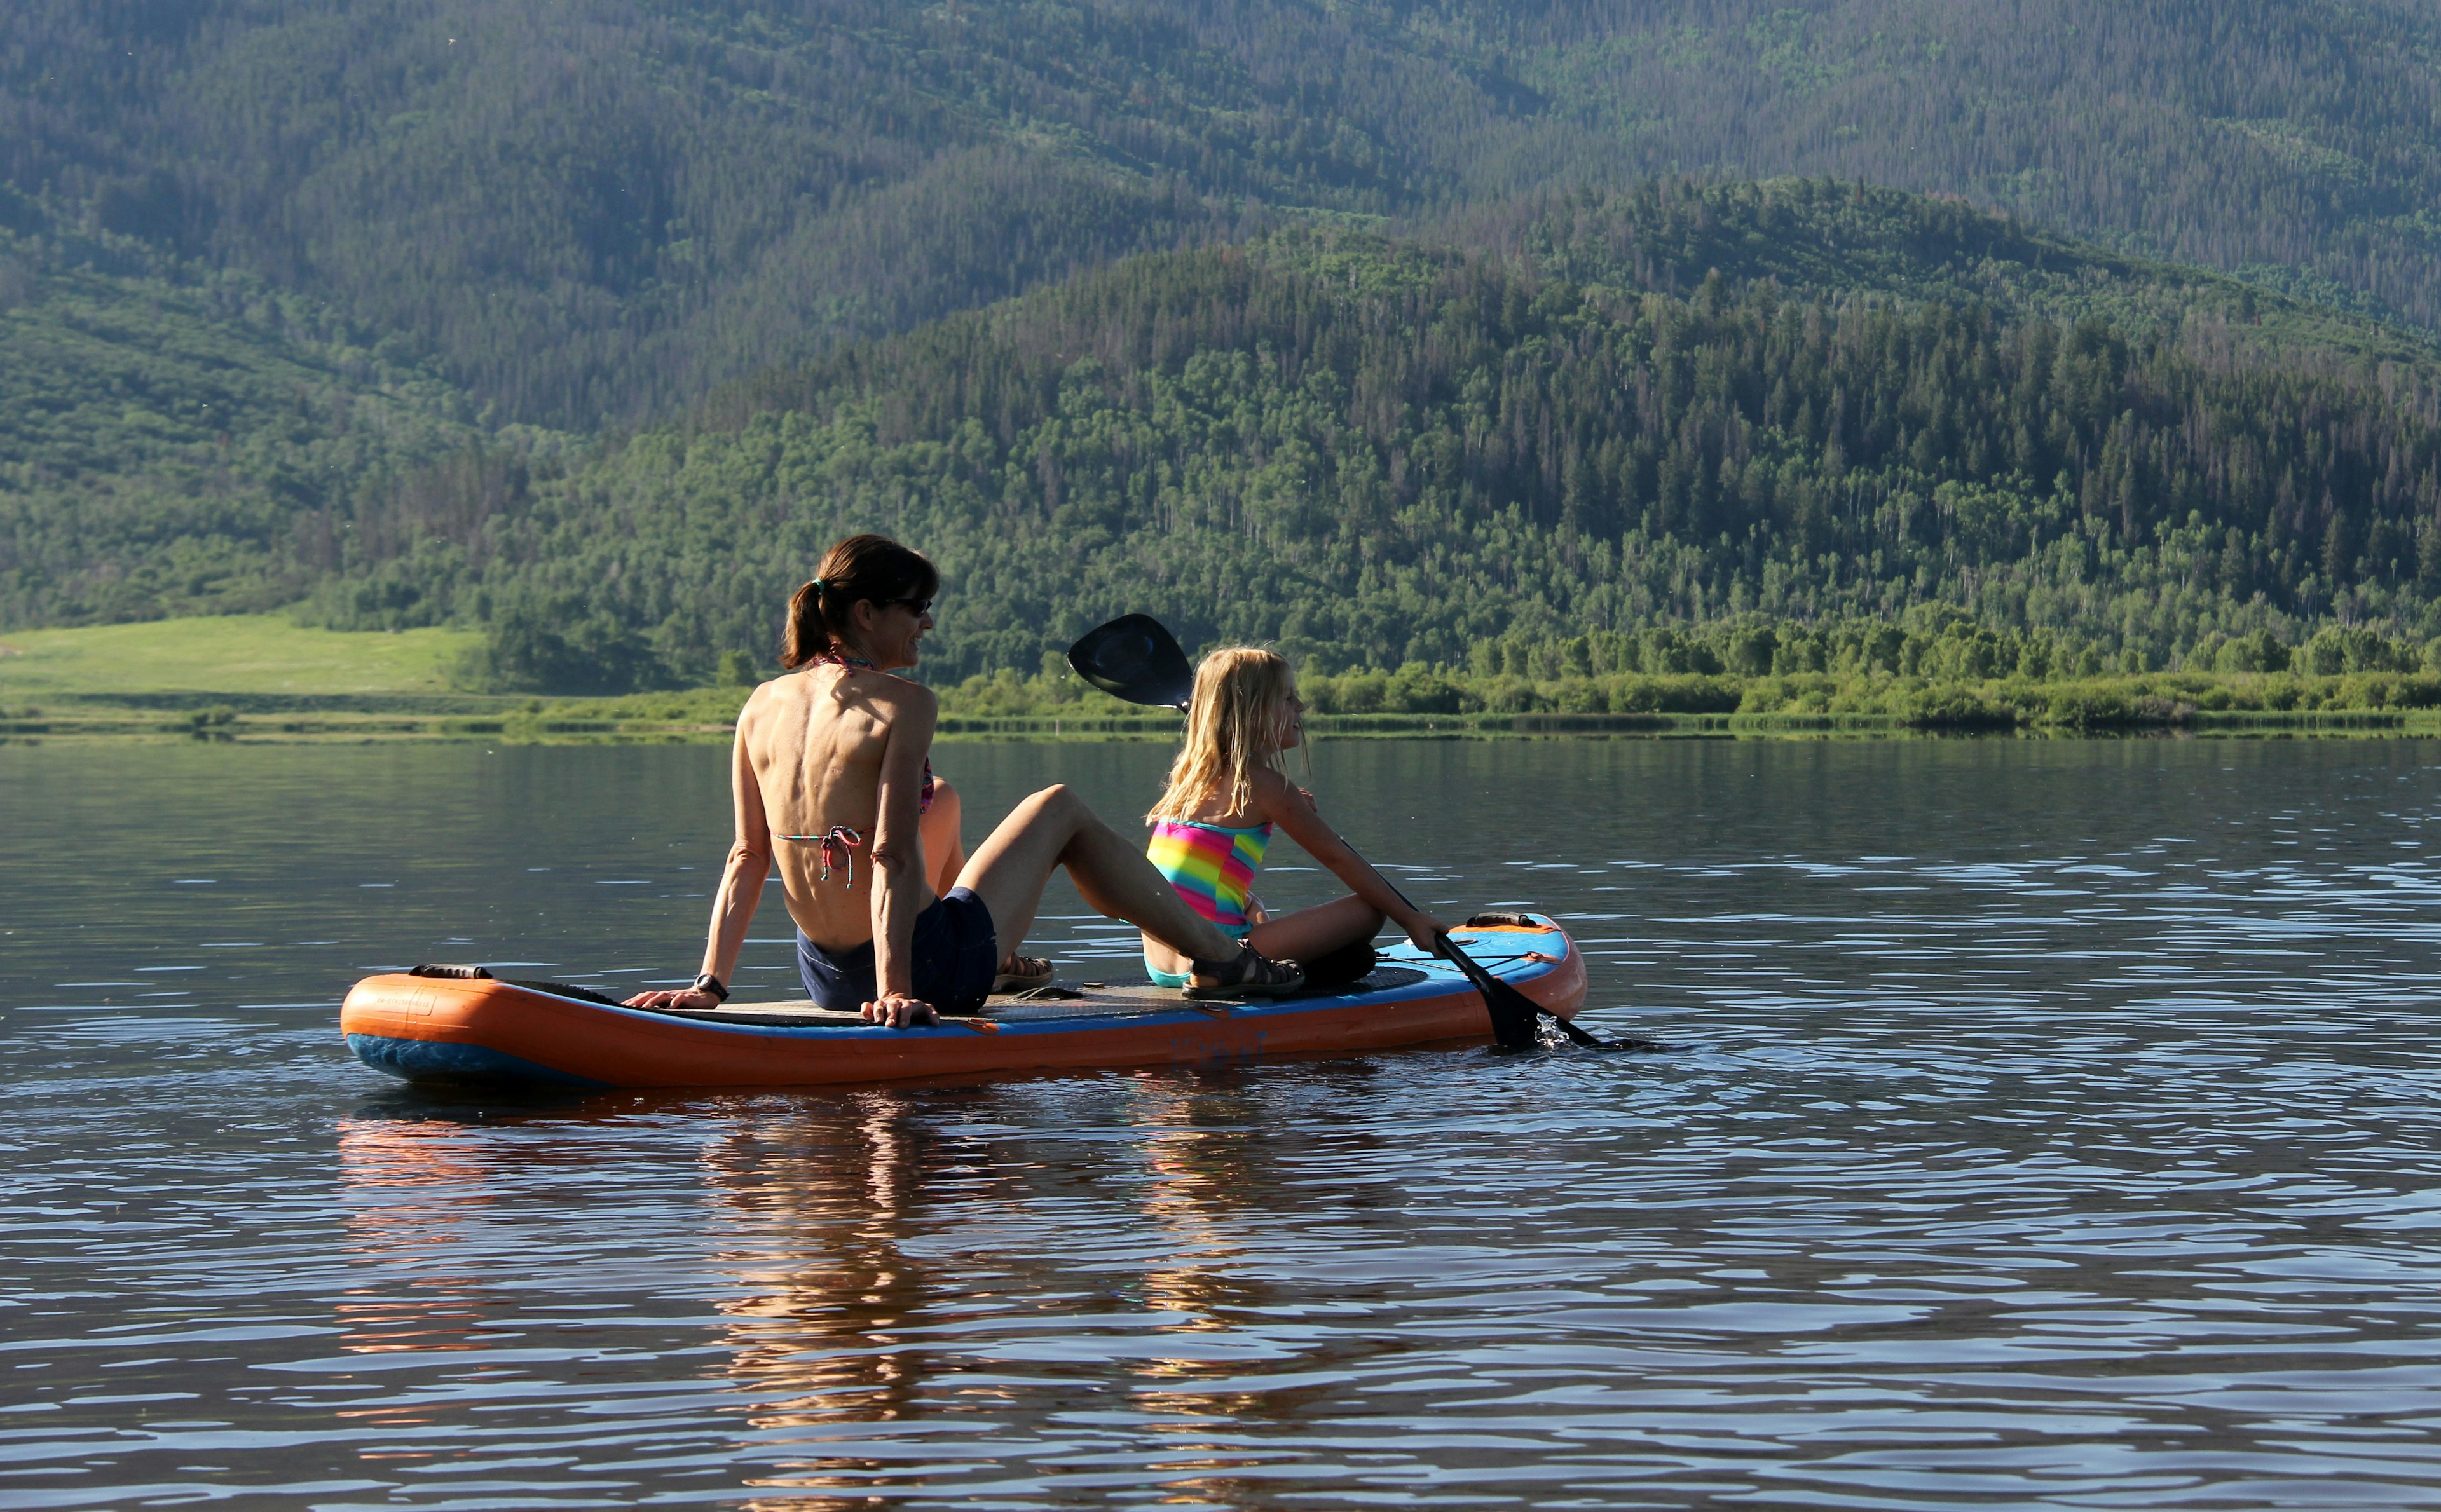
279, 182, 2441, 692
1482, 180, 2437, 369
15, 3, 2441, 684
14, 172, 2441, 681
8, 0, 2441, 431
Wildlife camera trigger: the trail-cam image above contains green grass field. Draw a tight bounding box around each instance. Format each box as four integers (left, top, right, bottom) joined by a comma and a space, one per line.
0, 615, 482, 700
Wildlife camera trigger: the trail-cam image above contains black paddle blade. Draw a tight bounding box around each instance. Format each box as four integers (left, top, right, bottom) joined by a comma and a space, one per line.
1435, 929, 1545, 1051
1068, 614, 1194, 711
1544, 1017, 1663, 1053
1435, 929, 1654, 1052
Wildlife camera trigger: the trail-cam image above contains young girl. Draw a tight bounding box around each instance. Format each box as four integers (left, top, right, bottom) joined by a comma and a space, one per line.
1141, 648, 1447, 994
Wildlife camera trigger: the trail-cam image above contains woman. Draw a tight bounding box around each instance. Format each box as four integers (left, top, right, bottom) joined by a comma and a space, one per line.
625, 534, 1304, 1026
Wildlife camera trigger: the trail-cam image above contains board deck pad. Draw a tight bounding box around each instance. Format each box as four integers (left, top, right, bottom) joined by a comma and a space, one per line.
983, 967, 1432, 1021
635, 966, 1434, 1029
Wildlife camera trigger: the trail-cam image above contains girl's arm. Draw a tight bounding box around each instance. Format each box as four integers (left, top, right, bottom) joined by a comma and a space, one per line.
1252, 769, 1446, 951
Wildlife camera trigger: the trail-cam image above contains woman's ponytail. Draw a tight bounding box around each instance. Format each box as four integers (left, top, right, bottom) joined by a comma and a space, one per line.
782, 578, 828, 668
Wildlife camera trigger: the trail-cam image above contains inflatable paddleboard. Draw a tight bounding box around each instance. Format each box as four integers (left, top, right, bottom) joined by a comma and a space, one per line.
341, 914, 1588, 1088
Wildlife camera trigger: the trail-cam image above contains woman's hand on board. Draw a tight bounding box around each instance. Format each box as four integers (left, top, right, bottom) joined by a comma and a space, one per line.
624, 986, 723, 1011
862, 991, 940, 1028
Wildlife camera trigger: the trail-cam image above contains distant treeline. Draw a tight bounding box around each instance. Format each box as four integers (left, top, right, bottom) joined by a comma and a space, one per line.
11, 177, 2431, 641
9, 0, 2441, 430
911, 611, 2441, 728
533, 642, 2441, 736
1447, 613, 2425, 687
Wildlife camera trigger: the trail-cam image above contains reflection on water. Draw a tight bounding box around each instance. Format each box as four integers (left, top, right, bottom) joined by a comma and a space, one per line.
336, 1121, 497, 1363
698, 1077, 1323, 1509
1122, 1074, 1326, 1509
710, 1097, 945, 1505
332, 1120, 516, 1463
7, 737, 2441, 1506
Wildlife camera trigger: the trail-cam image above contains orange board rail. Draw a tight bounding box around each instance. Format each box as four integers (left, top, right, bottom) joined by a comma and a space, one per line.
341, 917, 1590, 1089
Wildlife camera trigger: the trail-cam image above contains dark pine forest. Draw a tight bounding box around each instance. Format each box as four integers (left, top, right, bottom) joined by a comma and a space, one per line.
320, 190, 2441, 688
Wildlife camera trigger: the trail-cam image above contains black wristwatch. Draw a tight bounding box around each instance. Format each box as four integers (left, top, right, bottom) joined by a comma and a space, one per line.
691, 972, 730, 1003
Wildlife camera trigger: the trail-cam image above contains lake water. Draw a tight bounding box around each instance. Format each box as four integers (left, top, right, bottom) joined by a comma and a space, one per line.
7, 735, 2441, 1509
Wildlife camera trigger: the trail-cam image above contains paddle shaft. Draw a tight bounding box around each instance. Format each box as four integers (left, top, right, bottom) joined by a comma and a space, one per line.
1374, 876, 1601, 1051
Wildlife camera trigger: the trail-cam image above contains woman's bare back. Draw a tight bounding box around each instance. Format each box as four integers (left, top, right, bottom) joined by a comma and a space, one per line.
736, 665, 936, 951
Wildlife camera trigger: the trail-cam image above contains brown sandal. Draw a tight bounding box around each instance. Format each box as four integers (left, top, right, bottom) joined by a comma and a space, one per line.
990, 954, 1054, 995
1185, 945, 1306, 1000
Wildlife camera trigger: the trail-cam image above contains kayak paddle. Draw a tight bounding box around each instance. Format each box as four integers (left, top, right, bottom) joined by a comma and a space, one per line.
1067, 614, 1614, 1051
1067, 613, 1196, 710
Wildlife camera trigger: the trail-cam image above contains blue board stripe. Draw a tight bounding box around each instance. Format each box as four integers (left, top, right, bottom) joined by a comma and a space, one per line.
346, 1033, 611, 1088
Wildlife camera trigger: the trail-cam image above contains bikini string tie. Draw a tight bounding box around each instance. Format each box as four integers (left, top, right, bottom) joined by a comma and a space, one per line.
775, 824, 865, 885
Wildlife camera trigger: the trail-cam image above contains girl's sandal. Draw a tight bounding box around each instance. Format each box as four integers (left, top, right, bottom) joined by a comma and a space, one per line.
990, 955, 1055, 995
1184, 945, 1306, 1000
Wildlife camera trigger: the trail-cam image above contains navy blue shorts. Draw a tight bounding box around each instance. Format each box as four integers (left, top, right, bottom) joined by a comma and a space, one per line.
796, 886, 999, 1015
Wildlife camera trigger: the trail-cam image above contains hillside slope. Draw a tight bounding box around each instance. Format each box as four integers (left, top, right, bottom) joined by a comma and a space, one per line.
8, 0, 2441, 428
308, 189, 2441, 690
1484, 180, 2440, 369
17, 179, 2438, 667
0, 200, 530, 626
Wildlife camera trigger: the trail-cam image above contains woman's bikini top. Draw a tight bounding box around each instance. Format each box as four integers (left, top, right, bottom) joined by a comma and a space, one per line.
1146, 817, 1274, 936
774, 649, 935, 885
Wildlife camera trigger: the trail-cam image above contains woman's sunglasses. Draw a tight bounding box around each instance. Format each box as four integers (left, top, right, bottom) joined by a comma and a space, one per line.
882, 597, 933, 616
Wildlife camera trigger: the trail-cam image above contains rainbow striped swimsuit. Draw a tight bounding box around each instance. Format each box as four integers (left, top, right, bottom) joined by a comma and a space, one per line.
1146, 818, 1273, 939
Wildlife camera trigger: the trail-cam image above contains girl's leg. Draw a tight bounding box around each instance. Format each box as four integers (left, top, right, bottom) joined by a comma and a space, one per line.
957, 786, 1245, 965
1246, 894, 1383, 963
1145, 895, 1383, 983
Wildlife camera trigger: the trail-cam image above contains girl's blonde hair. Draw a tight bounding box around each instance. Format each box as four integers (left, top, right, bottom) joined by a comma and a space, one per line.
1147, 648, 1299, 824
